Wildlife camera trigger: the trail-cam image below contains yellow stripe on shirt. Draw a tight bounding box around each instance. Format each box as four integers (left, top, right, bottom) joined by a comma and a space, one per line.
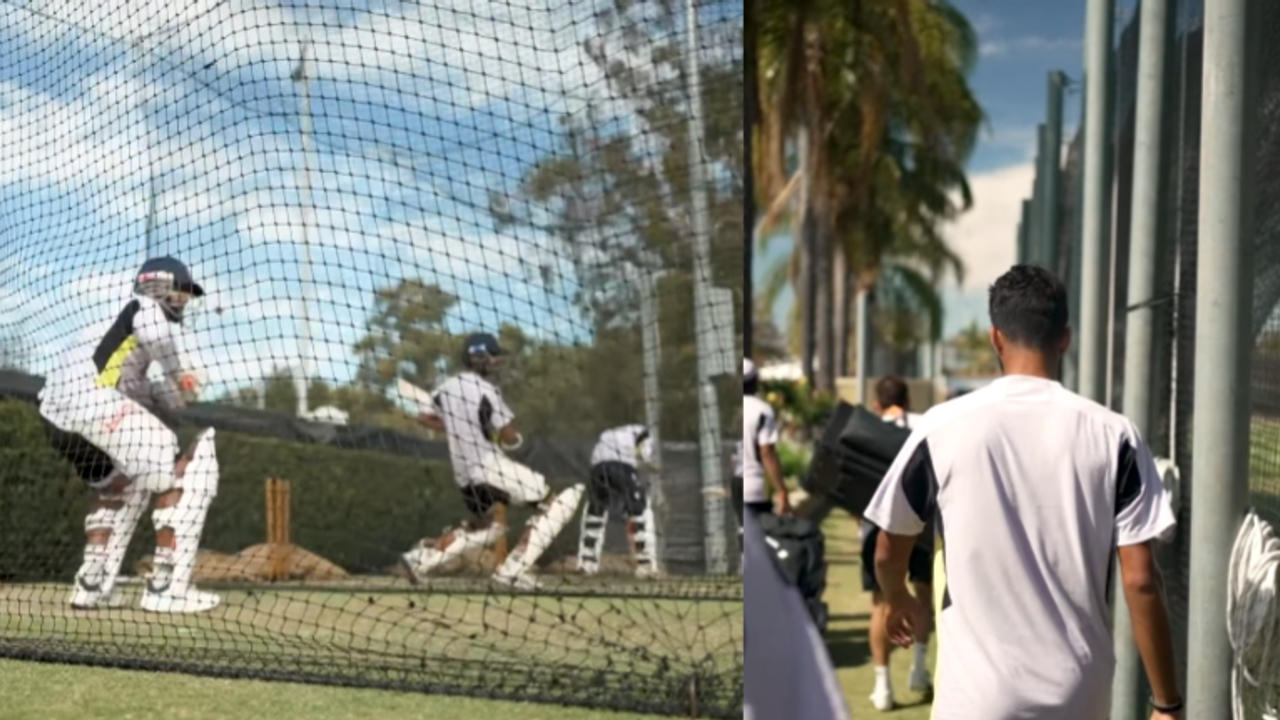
94, 335, 138, 388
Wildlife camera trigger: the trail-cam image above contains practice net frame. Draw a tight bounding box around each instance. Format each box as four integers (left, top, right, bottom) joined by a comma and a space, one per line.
0, 0, 744, 716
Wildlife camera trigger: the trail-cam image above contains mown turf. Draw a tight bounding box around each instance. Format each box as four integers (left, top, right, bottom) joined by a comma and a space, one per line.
821, 509, 935, 719
0, 657, 672, 720
0, 581, 742, 717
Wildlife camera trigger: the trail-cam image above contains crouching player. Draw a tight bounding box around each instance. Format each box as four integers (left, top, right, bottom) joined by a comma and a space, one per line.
39, 256, 221, 613
400, 333, 584, 591
575, 424, 660, 578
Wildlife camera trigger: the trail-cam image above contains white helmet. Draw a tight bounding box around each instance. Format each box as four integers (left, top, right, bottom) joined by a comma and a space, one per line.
743, 358, 758, 386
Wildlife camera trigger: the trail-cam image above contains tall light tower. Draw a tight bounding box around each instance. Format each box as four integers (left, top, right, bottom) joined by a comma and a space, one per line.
292, 39, 315, 419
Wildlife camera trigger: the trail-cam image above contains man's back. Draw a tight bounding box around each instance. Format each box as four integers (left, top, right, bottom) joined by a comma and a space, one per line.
865, 375, 1174, 719
432, 371, 513, 474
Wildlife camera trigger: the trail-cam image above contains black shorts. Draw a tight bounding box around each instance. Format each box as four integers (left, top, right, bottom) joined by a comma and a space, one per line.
44, 421, 116, 488
860, 523, 933, 592
461, 484, 512, 518
586, 461, 646, 516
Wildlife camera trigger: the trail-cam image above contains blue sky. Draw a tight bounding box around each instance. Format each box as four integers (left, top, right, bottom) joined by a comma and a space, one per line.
0, 1, 736, 396
756, 0, 1140, 341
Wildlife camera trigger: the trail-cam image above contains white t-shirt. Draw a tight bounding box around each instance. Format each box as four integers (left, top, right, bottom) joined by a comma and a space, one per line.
431, 371, 515, 482
591, 424, 653, 467
863, 375, 1175, 720
40, 295, 192, 426
741, 394, 780, 503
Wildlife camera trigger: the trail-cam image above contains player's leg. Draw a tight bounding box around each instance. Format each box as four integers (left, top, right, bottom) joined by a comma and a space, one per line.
907, 545, 935, 693
113, 416, 220, 613
621, 465, 658, 578
46, 418, 147, 609
576, 464, 611, 575
71, 470, 147, 609
487, 453, 584, 589
401, 482, 506, 583
862, 525, 894, 711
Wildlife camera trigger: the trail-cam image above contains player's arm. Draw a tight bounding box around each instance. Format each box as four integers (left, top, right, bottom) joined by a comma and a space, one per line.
489, 392, 522, 451
758, 442, 790, 513
865, 433, 934, 646
874, 530, 919, 643
1118, 542, 1181, 714
135, 303, 200, 406
1114, 428, 1181, 714
419, 412, 446, 432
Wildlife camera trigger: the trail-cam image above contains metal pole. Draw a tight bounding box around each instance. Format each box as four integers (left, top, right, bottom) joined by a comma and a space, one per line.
292, 39, 315, 419
743, 0, 757, 359
1030, 125, 1046, 266
1186, 0, 1256, 714
682, 0, 727, 574
639, 269, 667, 571
1018, 200, 1030, 265
1079, 0, 1115, 404
1110, 1, 1171, 718
145, 174, 158, 257
1043, 72, 1065, 275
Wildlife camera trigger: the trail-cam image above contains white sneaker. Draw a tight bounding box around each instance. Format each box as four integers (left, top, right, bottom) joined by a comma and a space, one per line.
909, 666, 933, 693
140, 587, 221, 613
868, 687, 894, 711
634, 564, 659, 579
69, 583, 127, 610
492, 570, 541, 591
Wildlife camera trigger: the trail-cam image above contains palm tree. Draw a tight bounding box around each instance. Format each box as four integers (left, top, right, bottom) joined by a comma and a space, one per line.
755, 0, 983, 390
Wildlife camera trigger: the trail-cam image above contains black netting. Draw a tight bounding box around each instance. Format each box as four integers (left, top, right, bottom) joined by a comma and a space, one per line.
0, 1, 743, 716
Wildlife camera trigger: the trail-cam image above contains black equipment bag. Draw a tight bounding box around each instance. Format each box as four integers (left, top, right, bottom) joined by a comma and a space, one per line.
802, 402, 910, 516
757, 513, 828, 631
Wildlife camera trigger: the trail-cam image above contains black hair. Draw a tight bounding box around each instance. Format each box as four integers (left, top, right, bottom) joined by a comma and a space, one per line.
744, 375, 759, 395
875, 375, 910, 410
988, 264, 1069, 353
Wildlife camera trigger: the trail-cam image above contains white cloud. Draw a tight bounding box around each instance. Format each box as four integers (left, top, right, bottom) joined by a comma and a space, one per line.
980, 35, 1082, 58
941, 162, 1031, 293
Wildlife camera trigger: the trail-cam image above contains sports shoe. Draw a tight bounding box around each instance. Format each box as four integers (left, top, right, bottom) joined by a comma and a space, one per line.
868, 686, 894, 711
909, 666, 933, 694
492, 569, 542, 591
140, 587, 221, 613
69, 582, 128, 610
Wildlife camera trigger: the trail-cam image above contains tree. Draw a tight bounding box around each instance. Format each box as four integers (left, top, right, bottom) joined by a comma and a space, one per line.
352, 279, 458, 393
493, 0, 742, 439
307, 377, 333, 409
756, 0, 982, 388
947, 321, 998, 377
262, 367, 298, 415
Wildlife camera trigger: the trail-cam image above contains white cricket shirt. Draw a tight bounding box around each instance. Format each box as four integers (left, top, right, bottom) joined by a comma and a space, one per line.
431, 371, 515, 482
863, 374, 1175, 719
591, 424, 653, 467
741, 394, 780, 503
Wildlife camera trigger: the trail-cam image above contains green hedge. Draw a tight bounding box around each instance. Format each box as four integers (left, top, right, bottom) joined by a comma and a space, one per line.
0, 400, 565, 580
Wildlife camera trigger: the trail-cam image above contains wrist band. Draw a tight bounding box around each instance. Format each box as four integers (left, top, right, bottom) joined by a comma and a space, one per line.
1151, 697, 1183, 713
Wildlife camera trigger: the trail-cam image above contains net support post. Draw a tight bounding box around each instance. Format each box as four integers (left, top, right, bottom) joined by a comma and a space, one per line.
1187, 0, 1259, 715
1111, 0, 1172, 717
1079, 0, 1115, 405
1043, 71, 1066, 274
682, 0, 728, 574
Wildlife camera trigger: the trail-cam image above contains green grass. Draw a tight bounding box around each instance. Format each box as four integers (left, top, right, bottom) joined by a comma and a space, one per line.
0, 657, 671, 720
0, 581, 742, 717
821, 510, 934, 719
1249, 415, 1280, 523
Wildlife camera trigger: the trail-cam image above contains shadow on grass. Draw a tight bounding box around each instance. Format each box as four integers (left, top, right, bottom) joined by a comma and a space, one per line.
823, 625, 869, 668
